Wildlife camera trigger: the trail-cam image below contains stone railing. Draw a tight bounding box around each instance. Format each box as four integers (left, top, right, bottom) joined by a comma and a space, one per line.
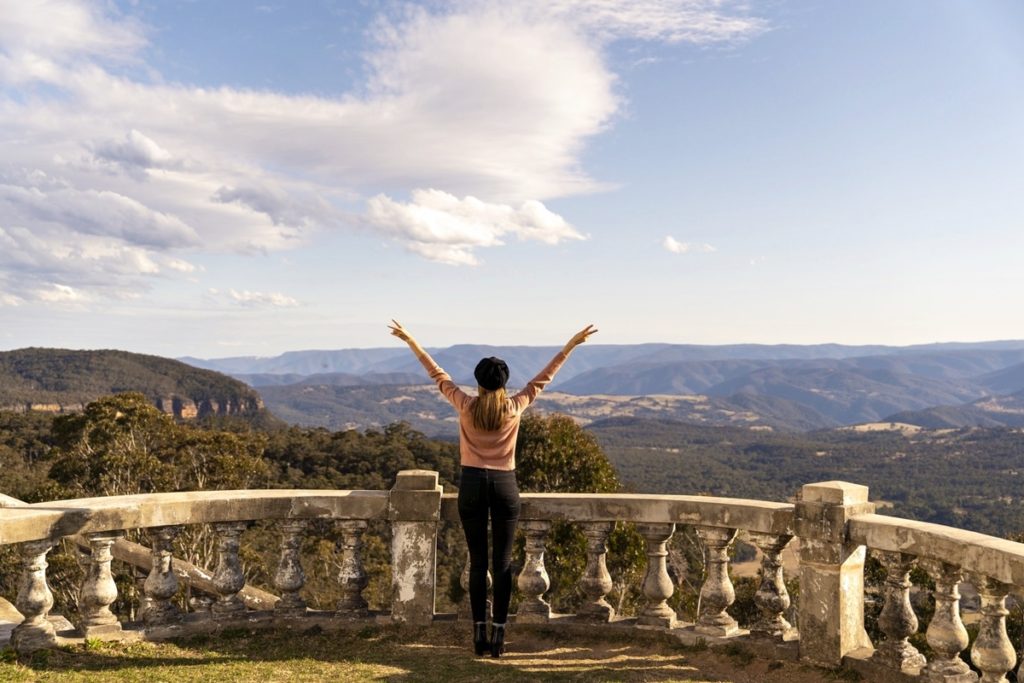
3, 471, 1024, 681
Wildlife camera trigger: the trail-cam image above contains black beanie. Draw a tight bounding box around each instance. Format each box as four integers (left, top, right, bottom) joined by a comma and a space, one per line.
474, 357, 509, 392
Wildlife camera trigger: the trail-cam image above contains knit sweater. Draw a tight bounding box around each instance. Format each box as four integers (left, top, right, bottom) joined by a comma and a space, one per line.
416, 349, 570, 471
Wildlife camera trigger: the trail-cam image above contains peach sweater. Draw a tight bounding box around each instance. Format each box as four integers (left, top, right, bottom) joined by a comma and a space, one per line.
417, 349, 569, 471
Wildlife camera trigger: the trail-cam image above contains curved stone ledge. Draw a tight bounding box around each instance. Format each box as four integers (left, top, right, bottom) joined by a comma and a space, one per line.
441, 492, 794, 535
0, 490, 389, 544
849, 513, 1024, 585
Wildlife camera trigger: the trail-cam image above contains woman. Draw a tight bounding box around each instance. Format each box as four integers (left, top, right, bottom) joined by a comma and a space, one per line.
388, 320, 597, 657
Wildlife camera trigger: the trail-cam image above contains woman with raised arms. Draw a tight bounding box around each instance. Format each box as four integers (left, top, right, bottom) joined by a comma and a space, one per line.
388, 320, 597, 657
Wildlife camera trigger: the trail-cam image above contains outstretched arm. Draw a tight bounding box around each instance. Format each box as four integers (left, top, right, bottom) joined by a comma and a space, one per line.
514, 324, 598, 407
389, 320, 469, 409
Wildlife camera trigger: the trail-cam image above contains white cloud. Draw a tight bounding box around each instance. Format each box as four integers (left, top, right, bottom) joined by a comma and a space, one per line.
208, 288, 301, 308
0, 0, 144, 76
36, 283, 86, 303
533, 0, 768, 44
0, 223, 195, 303
663, 236, 716, 254
366, 189, 584, 265
0, 181, 200, 248
0, 291, 23, 306
89, 129, 177, 175
0, 0, 765, 299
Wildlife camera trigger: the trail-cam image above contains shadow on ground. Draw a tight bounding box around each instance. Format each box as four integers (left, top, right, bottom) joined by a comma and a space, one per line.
1, 623, 856, 682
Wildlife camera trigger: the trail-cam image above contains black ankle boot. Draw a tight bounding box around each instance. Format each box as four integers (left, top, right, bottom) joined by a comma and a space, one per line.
490, 623, 505, 658
473, 622, 488, 656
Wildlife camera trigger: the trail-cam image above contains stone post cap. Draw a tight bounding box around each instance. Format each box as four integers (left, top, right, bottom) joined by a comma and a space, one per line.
392, 470, 440, 491
801, 481, 869, 505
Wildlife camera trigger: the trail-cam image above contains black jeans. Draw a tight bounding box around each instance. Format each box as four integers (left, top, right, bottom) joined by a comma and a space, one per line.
458, 466, 520, 624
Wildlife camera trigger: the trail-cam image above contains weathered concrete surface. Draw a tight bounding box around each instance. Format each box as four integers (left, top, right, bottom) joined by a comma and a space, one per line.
0, 597, 74, 648
850, 514, 1024, 587
388, 471, 441, 625
0, 490, 389, 545
796, 481, 875, 668
440, 493, 794, 535
3, 492, 280, 610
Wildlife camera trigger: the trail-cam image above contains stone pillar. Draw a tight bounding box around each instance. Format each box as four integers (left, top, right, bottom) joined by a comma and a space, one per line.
871, 551, 926, 673
79, 531, 123, 638
144, 525, 183, 626
921, 559, 977, 683
459, 548, 491, 621
274, 519, 308, 616
637, 523, 676, 628
336, 519, 369, 615
388, 469, 442, 625
695, 525, 739, 637
578, 522, 615, 622
795, 481, 875, 667
211, 521, 249, 616
11, 539, 58, 653
747, 531, 792, 638
970, 576, 1015, 683
516, 520, 552, 623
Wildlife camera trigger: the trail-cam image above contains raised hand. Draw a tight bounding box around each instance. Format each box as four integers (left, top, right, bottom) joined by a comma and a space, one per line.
388, 319, 414, 344
564, 324, 598, 352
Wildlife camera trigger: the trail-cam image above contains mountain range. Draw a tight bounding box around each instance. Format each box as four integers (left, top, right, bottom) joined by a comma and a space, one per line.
181, 340, 1024, 433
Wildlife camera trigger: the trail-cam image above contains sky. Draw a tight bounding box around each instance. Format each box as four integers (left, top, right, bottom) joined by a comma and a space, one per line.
0, 0, 1022, 358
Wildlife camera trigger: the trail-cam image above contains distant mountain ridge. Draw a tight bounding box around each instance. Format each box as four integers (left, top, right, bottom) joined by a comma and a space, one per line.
181, 340, 1024, 433
0, 348, 265, 419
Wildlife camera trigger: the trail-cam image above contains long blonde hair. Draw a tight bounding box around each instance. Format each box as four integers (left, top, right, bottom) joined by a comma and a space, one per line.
472, 387, 509, 431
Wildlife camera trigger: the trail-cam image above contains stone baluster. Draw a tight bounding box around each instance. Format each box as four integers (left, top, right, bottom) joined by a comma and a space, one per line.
336, 519, 369, 615
695, 525, 739, 637
11, 539, 58, 653
747, 531, 793, 638
516, 520, 552, 623
274, 519, 308, 616
970, 576, 1015, 683
211, 521, 249, 616
79, 531, 123, 638
459, 548, 491, 620
871, 551, 926, 673
921, 559, 977, 683
578, 522, 615, 622
636, 523, 676, 628
143, 525, 183, 626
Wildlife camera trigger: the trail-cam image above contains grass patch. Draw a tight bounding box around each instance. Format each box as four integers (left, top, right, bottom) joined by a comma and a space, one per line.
0, 624, 850, 682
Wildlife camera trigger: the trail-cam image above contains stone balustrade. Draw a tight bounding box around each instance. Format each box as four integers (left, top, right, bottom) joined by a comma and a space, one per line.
3, 472, 1024, 681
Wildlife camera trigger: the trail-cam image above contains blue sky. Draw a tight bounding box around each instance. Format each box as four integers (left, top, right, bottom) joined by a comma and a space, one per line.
0, 0, 1021, 358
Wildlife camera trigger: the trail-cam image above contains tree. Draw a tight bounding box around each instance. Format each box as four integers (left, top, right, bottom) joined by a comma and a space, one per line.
49, 393, 178, 497
516, 413, 619, 493
48, 393, 269, 498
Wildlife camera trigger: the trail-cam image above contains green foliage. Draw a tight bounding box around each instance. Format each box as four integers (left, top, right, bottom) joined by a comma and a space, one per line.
0, 411, 55, 501
47, 393, 269, 497
591, 417, 1024, 537
516, 412, 619, 494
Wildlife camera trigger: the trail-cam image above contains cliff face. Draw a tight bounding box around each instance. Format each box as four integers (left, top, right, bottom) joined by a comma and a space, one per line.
154, 396, 265, 419
2, 395, 264, 420
0, 348, 266, 421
